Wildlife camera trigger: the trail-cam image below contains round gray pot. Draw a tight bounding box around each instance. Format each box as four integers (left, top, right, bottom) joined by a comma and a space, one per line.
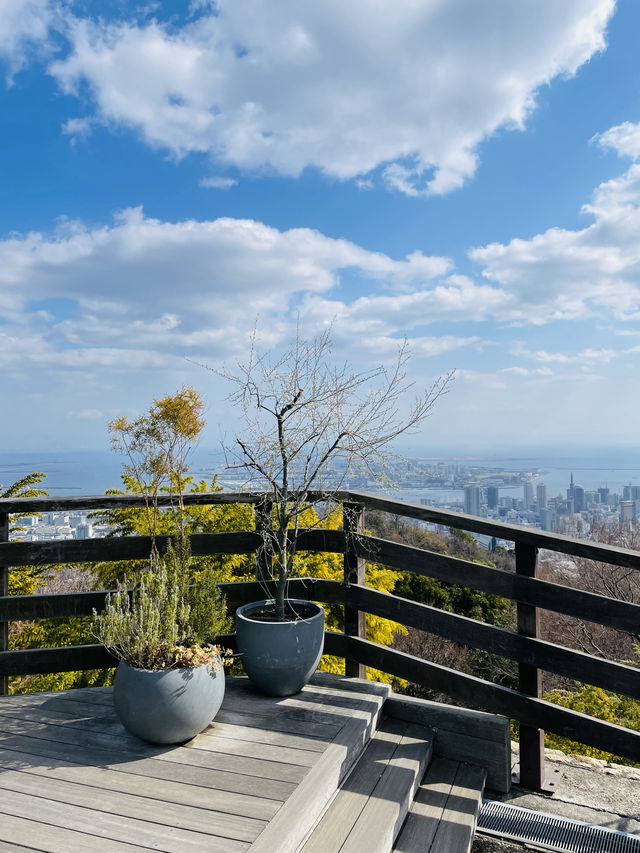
236, 599, 325, 697
113, 658, 225, 744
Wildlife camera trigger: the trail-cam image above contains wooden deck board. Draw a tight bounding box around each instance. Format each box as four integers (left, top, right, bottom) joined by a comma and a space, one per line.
392, 758, 486, 853
0, 813, 155, 853
0, 768, 266, 841
0, 787, 251, 853
0, 715, 310, 782
300, 718, 408, 853
0, 674, 388, 851
0, 745, 282, 820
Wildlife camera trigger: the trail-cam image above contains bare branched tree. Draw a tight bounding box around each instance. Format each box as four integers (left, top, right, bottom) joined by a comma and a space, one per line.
204, 328, 453, 620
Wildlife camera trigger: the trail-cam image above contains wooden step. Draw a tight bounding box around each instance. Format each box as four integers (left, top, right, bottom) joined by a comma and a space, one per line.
248, 674, 390, 853
393, 758, 486, 853
298, 718, 433, 853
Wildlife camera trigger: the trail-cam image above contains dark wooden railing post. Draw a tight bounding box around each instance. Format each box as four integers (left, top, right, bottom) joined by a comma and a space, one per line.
514, 542, 554, 791
0, 512, 9, 695
343, 501, 366, 679
254, 499, 273, 584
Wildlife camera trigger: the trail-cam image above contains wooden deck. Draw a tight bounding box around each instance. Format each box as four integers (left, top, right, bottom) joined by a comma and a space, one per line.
0, 674, 389, 852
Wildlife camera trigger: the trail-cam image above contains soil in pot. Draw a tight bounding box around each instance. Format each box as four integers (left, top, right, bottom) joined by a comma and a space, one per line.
244, 601, 320, 622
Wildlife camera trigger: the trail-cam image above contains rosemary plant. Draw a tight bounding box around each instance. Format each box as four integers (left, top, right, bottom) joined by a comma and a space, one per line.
94, 539, 229, 670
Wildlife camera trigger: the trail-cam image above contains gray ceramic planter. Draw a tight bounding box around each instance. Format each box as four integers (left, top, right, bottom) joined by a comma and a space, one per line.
113, 658, 225, 744
236, 599, 325, 696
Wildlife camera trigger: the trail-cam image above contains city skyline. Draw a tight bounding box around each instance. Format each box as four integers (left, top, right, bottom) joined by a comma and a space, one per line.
2, 2, 640, 450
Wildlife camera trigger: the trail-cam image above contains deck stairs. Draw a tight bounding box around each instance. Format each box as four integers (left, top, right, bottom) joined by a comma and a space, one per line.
296, 677, 490, 853
0, 673, 504, 852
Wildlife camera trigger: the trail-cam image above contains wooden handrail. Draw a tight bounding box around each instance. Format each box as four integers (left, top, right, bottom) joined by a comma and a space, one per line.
1, 490, 639, 784
3, 487, 640, 567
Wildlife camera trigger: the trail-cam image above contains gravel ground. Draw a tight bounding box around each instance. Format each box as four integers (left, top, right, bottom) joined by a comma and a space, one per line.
472, 836, 529, 851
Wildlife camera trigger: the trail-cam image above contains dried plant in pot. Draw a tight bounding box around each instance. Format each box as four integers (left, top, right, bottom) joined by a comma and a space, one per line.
203, 328, 451, 697
93, 539, 231, 744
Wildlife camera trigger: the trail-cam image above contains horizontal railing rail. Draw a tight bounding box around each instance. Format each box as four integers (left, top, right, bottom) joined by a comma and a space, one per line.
348, 490, 640, 569
355, 534, 640, 633
1, 489, 639, 786
324, 633, 640, 762
0, 528, 345, 569
4, 488, 640, 568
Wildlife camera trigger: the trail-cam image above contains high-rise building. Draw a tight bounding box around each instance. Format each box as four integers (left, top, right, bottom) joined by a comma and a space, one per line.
523, 482, 534, 510
573, 485, 585, 513
620, 500, 634, 523
623, 484, 632, 501
598, 487, 610, 505
539, 508, 554, 531
464, 483, 481, 517
75, 523, 92, 539
567, 473, 585, 512
536, 483, 547, 510
487, 486, 499, 509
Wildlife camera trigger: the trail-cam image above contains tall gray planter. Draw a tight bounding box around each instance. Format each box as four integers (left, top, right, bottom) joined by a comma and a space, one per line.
236, 599, 324, 696
113, 658, 225, 744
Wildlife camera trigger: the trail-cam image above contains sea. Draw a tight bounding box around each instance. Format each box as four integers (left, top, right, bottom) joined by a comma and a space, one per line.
2, 447, 640, 503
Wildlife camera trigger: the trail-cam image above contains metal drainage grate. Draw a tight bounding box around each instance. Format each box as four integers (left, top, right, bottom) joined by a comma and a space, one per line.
477, 800, 640, 853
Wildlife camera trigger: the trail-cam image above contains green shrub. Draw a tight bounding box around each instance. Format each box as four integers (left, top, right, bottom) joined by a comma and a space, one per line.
93, 539, 229, 670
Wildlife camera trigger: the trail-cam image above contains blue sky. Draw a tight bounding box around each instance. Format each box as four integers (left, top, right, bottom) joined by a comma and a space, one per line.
1, 0, 640, 452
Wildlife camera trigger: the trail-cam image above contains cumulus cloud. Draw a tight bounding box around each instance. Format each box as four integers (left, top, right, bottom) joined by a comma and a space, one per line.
48, 0, 613, 194
0, 0, 53, 77
593, 121, 640, 161
470, 158, 640, 324
0, 208, 464, 372
300, 274, 508, 336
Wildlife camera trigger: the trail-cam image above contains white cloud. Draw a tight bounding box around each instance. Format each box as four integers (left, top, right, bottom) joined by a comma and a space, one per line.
68, 408, 106, 420
199, 176, 237, 190
355, 334, 481, 357
0, 0, 53, 77
48, 0, 613, 195
0, 208, 460, 371
500, 366, 553, 376
594, 121, 640, 161
512, 344, 616, 364
62, 116, 94, 140
300, 274, 509, 336
470, 159, 640, 324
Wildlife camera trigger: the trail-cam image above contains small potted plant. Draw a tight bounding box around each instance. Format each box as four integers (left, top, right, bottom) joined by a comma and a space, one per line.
94, 539, 231, 744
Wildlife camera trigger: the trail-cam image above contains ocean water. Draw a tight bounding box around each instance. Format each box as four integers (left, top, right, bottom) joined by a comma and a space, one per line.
0, 449, 224, 496
2, 447, 640, 500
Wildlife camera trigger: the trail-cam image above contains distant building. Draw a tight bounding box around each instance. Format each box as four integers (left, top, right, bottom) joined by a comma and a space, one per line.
523, 482, 534, 510
620, 500, 634, 523
464, 483, 481, 517
567, 473, 585, 512
487, 486, 499, 509
598, 487, 610, 505
536, 483, 547, 510
539, 508, 554, 531
75, 523, 93, 539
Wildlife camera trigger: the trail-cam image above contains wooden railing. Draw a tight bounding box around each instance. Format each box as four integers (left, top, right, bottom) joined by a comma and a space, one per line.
1, 489, 639, 792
